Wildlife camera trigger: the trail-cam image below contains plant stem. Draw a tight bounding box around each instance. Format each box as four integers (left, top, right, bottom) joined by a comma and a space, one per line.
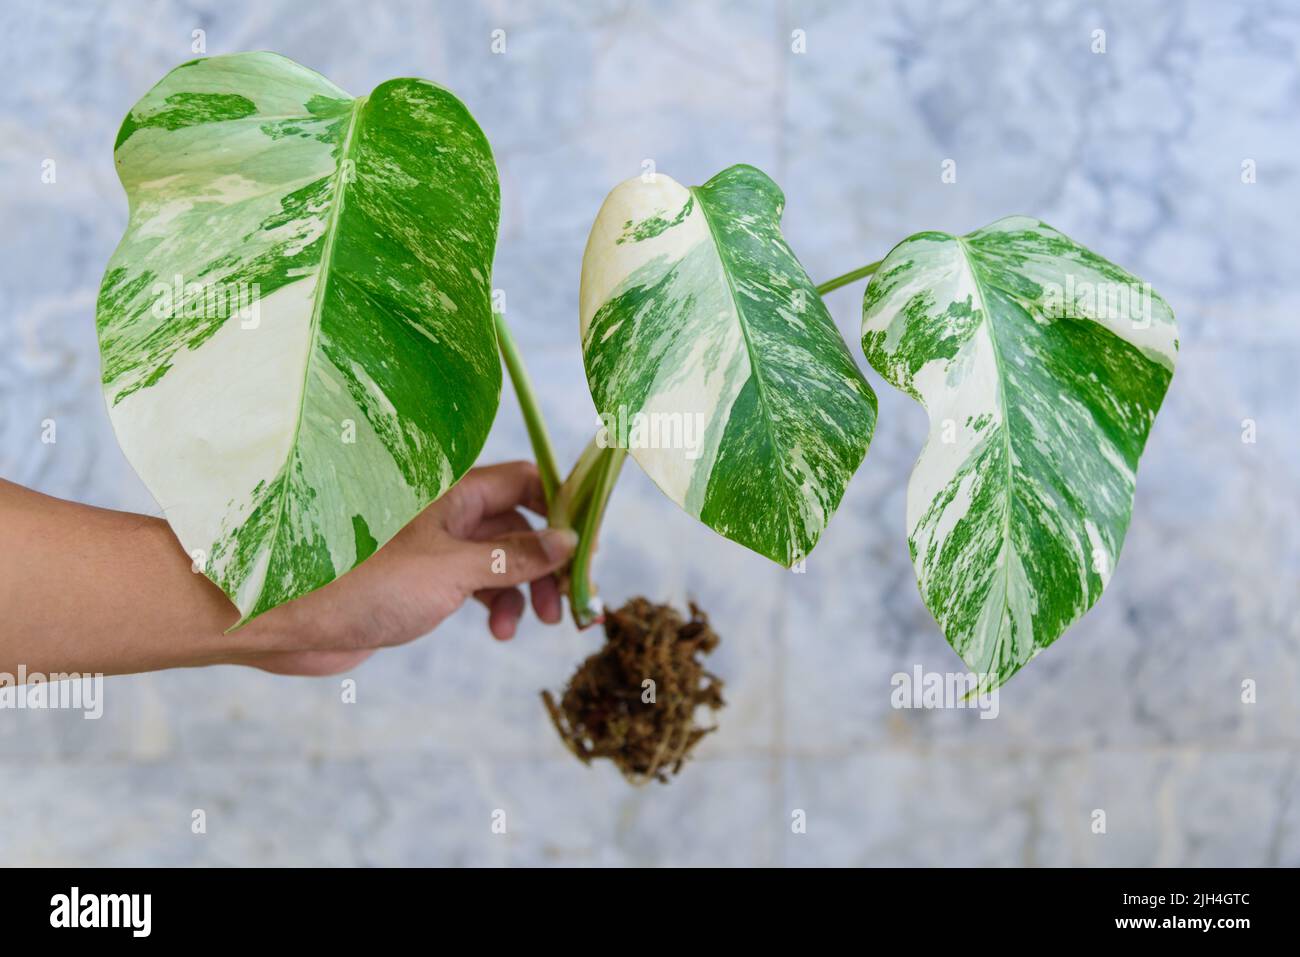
567, 445, 626, 628
492, 316, 624, 627
815, 259, 882, 296
493, 311, 562, 506
550, 435, 604, 528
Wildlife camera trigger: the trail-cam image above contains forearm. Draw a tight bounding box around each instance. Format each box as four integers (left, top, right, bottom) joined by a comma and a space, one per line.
0, 461, 576, 680
0, 478, 257, 676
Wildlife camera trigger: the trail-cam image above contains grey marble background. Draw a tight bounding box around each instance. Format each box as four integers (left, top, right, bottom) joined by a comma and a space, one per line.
1, 0, 1297, 866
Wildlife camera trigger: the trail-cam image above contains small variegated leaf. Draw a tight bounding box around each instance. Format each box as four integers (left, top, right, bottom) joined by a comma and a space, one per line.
862, 216, 1177, 688
580, 165, 877, 566
96, 52, 501, 623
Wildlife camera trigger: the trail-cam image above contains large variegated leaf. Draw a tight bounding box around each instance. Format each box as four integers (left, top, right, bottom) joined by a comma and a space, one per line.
862, 216, 1177, 687
579, 165, 877, 566
96, 52, 501, 623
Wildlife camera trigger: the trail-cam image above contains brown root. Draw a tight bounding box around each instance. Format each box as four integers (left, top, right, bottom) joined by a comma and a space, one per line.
543, 597, 725, 784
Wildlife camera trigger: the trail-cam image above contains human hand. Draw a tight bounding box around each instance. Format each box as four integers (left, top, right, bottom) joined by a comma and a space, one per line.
229, 461, 577, 676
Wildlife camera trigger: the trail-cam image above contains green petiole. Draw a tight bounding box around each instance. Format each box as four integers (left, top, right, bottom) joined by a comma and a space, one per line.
563, 444, 625, 628
815, 259, 881, 296
493, 311, 562, 506
494, 313, 623, 628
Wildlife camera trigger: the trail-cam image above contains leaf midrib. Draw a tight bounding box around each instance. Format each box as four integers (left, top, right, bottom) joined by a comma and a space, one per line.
688, 185, 800, 563
246, 93, 367, 620
954, 236, 1019, 673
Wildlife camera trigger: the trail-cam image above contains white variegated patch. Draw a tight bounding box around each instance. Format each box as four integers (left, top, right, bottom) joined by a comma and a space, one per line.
863, 217, 1177, 687
97, 53, 501, 621
580, 165, 877, 565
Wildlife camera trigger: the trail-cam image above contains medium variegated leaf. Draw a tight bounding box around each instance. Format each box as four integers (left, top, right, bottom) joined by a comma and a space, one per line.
96, 52, 501, 622
580, 165, 877, 565
862, 216, 1177, 687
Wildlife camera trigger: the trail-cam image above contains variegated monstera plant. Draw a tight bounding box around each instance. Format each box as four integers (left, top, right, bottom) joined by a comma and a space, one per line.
98, 53, 1176, 690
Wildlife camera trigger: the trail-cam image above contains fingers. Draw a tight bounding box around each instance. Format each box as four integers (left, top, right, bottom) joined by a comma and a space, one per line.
441, 461, 548, 534
529, 572, 563, 624
469, 508, 532, 542
486, 588, 526, 640
473, 572, 562, 638
468, 510, 564, 630
453, 527, 578, 591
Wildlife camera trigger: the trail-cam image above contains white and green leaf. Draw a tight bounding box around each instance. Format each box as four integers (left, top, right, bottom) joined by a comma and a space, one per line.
96, 52, 501, 623
862, 216, 1177, 688
580, 165, 877, 566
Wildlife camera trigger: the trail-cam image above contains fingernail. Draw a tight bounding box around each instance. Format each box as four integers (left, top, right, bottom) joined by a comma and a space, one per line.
540, 527, 579, 562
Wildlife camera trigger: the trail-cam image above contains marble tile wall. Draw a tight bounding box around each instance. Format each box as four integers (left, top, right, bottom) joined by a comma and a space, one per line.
1, 0, 1295, 866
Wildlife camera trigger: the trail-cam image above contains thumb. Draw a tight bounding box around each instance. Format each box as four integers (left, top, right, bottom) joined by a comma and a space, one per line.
454, 527, 578, 590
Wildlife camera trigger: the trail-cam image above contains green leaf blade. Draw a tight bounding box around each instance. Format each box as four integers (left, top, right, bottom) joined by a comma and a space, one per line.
862, 216, 1177, 687
580, 164, 877, 565
96, 53, 501, 621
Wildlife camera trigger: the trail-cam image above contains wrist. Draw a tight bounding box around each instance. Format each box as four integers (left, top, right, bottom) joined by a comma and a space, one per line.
219, 583, 354, 662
